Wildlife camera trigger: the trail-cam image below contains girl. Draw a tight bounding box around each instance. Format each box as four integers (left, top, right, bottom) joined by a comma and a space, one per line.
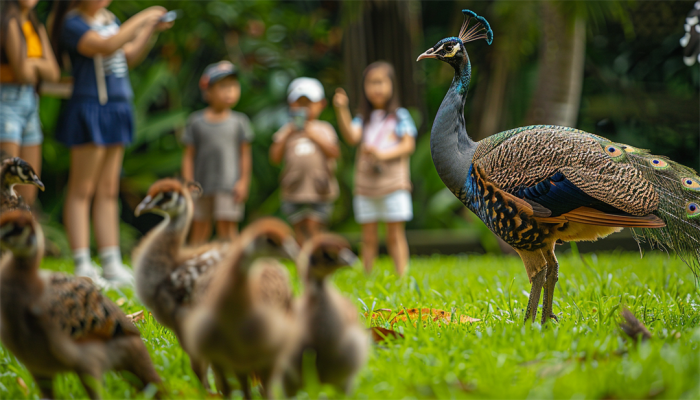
0, 0, 59, 205
51, 1, 172, 285
333, 61, 417, 276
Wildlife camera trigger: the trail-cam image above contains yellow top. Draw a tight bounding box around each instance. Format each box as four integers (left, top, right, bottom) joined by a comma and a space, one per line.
0, 20, 43, 83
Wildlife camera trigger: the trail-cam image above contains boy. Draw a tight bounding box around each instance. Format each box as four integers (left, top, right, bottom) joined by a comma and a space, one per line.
270, 77, 340, 244
182, 61, 253, 244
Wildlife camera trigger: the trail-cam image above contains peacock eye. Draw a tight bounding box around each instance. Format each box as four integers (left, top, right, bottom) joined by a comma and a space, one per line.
444, 44, 453, 52
687, 202, 700, 218
649, 158, 669, 169
682, 177, 700, 191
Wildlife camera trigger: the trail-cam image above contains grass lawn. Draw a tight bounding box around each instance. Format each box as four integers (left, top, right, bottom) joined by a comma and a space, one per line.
1, 251, 699, 399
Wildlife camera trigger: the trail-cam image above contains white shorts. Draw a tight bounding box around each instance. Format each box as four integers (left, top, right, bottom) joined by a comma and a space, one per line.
353, 190, 413, 224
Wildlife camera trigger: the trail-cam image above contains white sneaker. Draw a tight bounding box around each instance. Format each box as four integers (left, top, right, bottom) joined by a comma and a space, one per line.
102, 262, 134, 287
75, 262, 108, 288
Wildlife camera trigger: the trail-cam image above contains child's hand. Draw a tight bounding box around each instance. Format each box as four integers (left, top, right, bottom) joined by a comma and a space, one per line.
361, 144, 381, 160
232, 181, 249, 203
333, 88, 349, 109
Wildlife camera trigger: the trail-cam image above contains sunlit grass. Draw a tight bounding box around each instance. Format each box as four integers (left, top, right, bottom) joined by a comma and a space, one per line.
1, 252, 699, 399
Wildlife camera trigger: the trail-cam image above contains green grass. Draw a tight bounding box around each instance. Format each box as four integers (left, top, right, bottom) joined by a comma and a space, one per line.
1, 252, 699, 399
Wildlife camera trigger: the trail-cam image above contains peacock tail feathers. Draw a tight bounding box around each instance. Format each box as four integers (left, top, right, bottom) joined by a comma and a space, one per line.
606, 143, 700, 280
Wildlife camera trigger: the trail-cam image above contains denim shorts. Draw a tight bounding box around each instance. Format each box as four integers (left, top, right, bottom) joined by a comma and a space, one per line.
0, 84, 43, 145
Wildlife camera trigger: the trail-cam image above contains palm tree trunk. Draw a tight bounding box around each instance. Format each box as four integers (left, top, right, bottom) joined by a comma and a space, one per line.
525, 2, 586, 127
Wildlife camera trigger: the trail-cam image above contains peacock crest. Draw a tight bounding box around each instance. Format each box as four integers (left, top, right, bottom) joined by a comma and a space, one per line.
458, 10, 494, 45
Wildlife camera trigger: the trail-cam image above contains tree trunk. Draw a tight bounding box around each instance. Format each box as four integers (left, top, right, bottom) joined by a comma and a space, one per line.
525, 2, 586, 127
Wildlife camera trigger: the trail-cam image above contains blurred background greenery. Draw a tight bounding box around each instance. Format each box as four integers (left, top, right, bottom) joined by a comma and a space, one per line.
31, 0, 699, 257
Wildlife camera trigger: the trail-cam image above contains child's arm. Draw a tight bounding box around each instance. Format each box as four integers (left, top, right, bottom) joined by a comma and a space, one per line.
28, 25, 60, 82
306, 124, 340, 159
371, 134, 415, 161
76, 7, 165, 58
332, 88, 362, 146
181, 145, 195, 182
269, 124, 292, 165
4, 18, 38, 83
233, 142, 252, 203
123, 18, 173, 67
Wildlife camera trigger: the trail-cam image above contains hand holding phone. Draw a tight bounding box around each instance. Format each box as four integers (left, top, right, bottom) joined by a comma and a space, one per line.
159, 10, 180, 23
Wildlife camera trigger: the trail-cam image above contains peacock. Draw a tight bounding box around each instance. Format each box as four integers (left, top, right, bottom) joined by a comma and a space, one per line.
418, 10, 700, 324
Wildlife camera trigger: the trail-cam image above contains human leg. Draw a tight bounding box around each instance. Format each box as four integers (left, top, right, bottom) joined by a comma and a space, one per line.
213, 193, 242, 241
190, 195, 214, 245
386, 221, 409, 276
360, 222, 378, 274
92, 145, 131, 284
215, 220, 238, 241
64, 144, 106, 278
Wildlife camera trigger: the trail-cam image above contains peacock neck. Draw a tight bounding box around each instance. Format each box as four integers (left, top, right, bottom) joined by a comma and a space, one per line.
430, 57, 478, 194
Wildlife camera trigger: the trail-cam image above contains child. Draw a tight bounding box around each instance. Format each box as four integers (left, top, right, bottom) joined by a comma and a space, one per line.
51, 1, 172, 284
0, 0, 59, 205
181, 61, 253, 244
270, 77, 340, 244
333, 61, 417, 276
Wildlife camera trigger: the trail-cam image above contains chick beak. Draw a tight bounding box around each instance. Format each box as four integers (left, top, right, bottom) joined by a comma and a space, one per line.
338, 248, 359, 267
282, 237, 300, 260
135, 195, 154, 217
417, 48, 437, 61
31, 175, 45, 191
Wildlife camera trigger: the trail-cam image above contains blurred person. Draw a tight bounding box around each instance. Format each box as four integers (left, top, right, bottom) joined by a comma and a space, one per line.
181, 61, 253, 244
50, 0, 173, 285
0, 0, 59, 206
270, 77, 340, 245
333, 61, 417, 276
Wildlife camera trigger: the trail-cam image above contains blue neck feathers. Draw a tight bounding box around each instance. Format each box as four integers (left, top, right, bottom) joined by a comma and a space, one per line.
429, 53, 478, 194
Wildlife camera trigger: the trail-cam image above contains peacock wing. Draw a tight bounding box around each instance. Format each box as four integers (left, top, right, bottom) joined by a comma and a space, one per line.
473, 125, 659, 217
251, 259, 293, 312
36, 273, 140, 342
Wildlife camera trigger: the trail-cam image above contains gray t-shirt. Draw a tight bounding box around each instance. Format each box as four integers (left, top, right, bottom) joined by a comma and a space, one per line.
182, 110, 254, 194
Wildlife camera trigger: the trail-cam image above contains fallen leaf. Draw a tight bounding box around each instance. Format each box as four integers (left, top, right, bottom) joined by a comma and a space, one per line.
116, 298, 127, 306
366, 307, 480, 326
370, 327, 404, 342
126, 310, 145, 323
17, 377, 28, 395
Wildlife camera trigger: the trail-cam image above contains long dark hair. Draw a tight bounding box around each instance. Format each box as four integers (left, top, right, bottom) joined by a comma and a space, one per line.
357, 61, 401, 125
49, 0, 79, 68
0, 0, 42, 63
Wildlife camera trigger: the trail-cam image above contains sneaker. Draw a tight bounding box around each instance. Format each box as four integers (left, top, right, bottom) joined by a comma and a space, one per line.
102, 262, 135, 287
75, 262, 108, 288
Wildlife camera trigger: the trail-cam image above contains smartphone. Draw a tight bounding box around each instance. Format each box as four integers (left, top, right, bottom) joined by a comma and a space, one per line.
290, 108, 308, 131
159, 10, 180, 23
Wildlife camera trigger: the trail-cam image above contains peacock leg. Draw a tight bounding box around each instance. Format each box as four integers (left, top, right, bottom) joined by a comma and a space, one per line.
541, 249, 560, 324
523, 268, 547, 323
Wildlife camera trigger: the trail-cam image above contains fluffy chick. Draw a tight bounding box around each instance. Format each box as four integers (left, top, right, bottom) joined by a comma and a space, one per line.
283, 234, 369, 396
0, 157, 44, 212
132, 178, 229, 389
184, 217, 300, 399
0, 210, 161, 399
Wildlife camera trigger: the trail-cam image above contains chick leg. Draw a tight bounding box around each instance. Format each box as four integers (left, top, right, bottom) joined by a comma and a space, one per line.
523, 268, 546, 323
31, 373, 54, 399
236, 373, 252, 400
212, 364, 231, 397
541, 251, 559, 325
190, 357, 210, 391
78, 373, 103, 400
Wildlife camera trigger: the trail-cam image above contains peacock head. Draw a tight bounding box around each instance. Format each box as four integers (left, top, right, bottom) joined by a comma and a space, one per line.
417, 9, 493, 68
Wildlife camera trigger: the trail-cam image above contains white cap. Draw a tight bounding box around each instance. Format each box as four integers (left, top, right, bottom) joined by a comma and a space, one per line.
287, 77, 325, 103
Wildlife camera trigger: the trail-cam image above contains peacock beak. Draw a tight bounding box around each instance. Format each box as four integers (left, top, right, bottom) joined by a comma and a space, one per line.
417, 48, 437, 61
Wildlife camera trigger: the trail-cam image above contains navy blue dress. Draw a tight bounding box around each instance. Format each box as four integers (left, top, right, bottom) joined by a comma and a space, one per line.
57, 12, 134, 147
